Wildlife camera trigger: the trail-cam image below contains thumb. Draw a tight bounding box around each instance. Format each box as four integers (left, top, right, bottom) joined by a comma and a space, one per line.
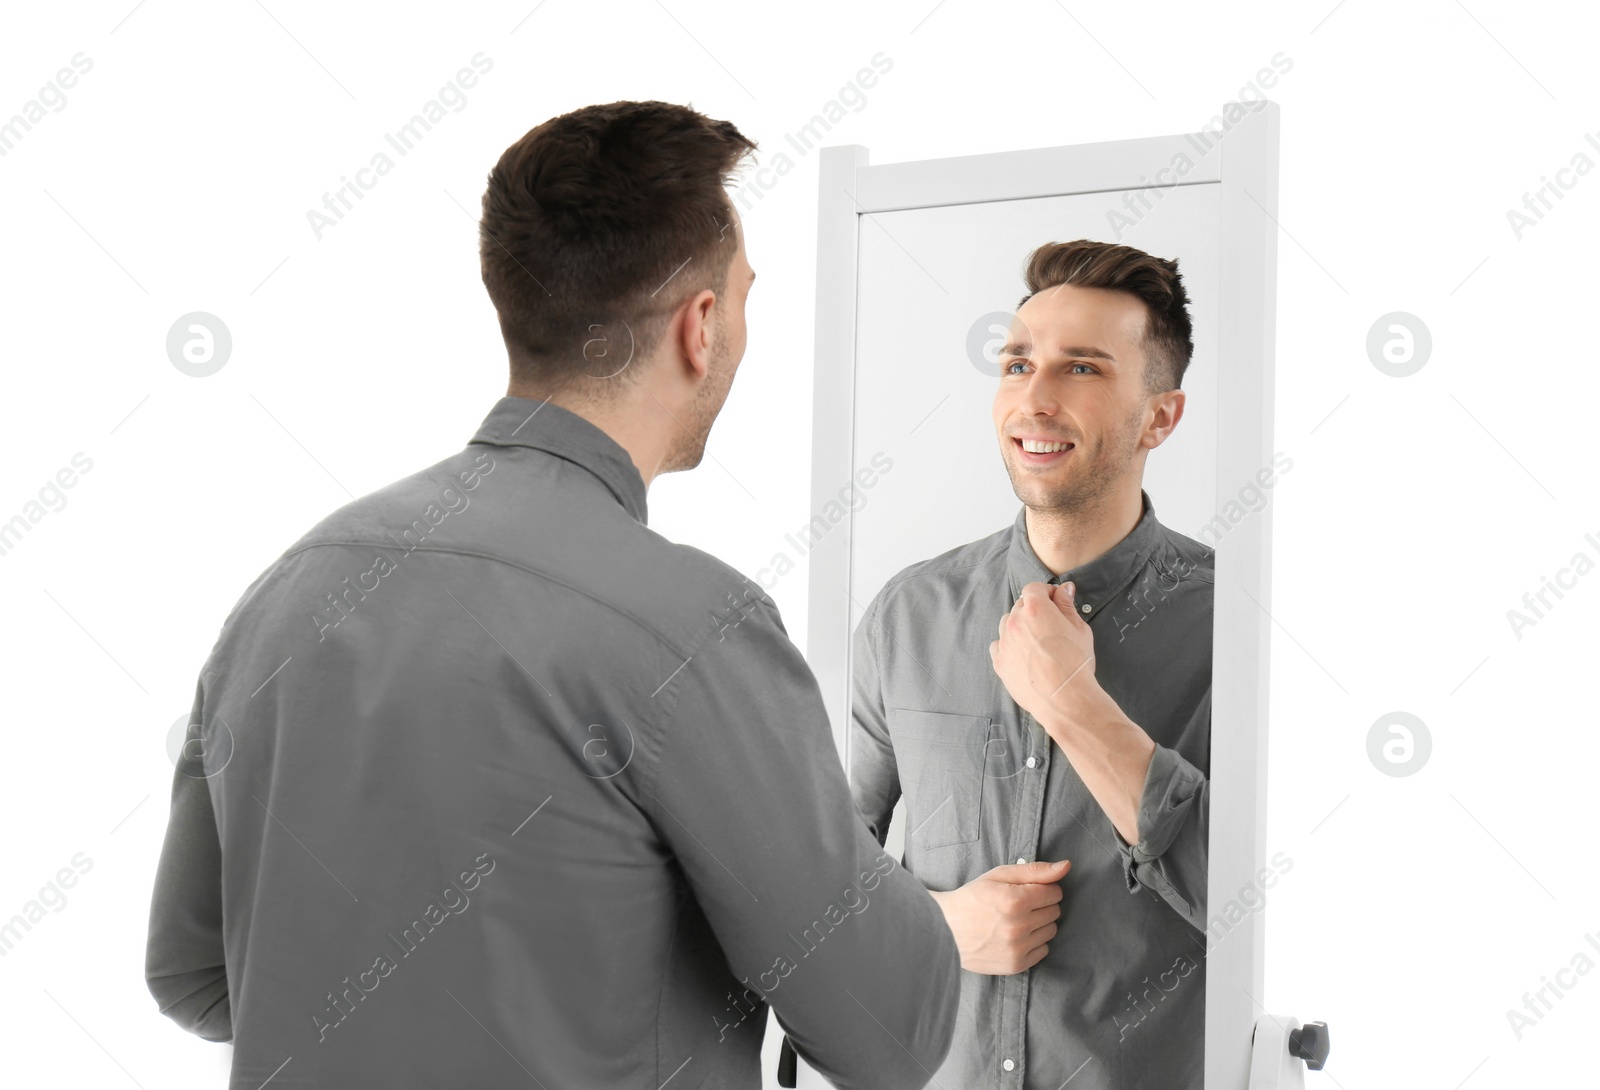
1052, 581, 1078, 615
996, 858, 1072, 883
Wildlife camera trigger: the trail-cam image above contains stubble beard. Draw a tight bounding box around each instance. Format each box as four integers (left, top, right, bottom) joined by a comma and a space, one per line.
1006, 402, 1146, 519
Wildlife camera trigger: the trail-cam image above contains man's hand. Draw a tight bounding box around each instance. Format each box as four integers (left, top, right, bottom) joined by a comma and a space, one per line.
989, 580, 1156, 845
988, 581, 1102, 726
928, 859, 1071, 975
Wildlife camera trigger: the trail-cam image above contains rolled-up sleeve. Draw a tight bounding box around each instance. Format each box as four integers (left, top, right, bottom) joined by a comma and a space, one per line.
145, 680, 233, 1042
642, 589, 958, 1090
1112, 742, 1208, 931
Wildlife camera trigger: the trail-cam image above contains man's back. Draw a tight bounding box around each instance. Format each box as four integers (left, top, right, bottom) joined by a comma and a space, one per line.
147, 396, 960, 1089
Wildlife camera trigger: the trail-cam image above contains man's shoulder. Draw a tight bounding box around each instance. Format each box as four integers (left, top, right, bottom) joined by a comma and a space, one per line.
221, 443, 771, 657
277, 446, 501, 556
893, 526, 1008, 579
661, 539, 783, 637
868, 523, 1011, 616
1151, 521, 1216, 587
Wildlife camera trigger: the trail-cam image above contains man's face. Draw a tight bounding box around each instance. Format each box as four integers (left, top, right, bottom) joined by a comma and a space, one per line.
991, 283, 1156, 514
662, 202, 754, 472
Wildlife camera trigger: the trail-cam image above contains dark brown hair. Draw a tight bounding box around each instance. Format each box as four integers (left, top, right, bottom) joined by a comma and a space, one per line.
1016, 240, 1194, 394
479, 101, 757, 397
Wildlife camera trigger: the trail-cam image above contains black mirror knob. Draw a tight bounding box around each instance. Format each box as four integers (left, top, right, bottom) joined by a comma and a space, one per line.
1288, 1020, 1330, 1071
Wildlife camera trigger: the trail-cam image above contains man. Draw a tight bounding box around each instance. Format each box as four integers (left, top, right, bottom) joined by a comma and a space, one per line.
145, 101, 960, 1089
847, 241, 1212, 1089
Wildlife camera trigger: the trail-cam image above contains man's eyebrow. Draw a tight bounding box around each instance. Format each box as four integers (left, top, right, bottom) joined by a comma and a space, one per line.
999, 342, 1117, 362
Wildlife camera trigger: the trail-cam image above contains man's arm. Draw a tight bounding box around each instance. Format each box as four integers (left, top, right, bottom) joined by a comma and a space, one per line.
846, 592, 899, 850
642, 588, 958, 1090
1035, 682, 1209, 930
1108, 740, 1208, 930
145, 682, 232, 1041
992, 581, 1208, 929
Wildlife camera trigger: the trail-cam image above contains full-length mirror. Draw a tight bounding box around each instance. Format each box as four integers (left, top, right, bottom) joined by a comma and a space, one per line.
795, 102, 1278, 1090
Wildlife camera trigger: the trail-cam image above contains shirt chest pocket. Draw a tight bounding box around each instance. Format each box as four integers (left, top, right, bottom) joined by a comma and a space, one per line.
887, 709, 993, 850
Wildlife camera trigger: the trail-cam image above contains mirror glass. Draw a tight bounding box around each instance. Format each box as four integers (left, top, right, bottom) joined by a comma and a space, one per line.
845, 185, 1222, 1086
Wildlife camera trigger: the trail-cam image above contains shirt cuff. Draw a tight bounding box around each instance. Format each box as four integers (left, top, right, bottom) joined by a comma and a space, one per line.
1113, 743, 1205, 890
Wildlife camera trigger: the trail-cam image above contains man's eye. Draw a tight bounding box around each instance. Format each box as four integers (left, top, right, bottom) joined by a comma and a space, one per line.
1003, 360, 1027, 375
1071, 363, 1096, 374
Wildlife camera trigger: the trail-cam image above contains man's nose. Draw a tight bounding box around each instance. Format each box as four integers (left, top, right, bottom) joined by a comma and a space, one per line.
1018, 372, 1059, 416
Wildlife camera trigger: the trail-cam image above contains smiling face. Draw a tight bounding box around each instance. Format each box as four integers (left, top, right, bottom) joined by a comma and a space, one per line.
991, 282, 1171, 514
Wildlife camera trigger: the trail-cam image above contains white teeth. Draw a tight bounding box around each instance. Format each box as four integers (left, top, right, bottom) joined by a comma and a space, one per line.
1020, 439, 1072, 453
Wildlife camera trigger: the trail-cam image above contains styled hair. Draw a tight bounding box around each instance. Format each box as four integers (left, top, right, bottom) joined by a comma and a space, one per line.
1016, 240, 1194, 393
479, 101, 757, 398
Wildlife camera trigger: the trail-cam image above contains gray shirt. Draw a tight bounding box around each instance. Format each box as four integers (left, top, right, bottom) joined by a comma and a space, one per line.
146, 395, 960, 1090
849, 493, 1212, 1089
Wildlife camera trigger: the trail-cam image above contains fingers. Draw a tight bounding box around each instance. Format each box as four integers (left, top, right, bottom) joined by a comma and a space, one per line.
1017, 582, 1052, 609
1011, 580, 1085, 627
1027, 881, 1065, 907
1028, 919, 1060, 944
1024, 896, 1062, 921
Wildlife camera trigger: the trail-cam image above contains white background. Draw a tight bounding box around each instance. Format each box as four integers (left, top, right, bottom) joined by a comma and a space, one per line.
1, 2, 1594, 1087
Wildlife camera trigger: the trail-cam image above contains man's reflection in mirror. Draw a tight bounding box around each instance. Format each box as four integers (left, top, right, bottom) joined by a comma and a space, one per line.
850, 241, 1212, 1089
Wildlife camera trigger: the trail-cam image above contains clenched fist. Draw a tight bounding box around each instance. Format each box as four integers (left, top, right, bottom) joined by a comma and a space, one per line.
929, 859, 1071, 975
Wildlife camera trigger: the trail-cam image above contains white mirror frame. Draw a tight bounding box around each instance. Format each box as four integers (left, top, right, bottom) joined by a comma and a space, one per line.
803, 101, 1280, 1090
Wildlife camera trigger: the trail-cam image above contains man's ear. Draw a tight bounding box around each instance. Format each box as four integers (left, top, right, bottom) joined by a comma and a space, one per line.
677, 288, 717, 382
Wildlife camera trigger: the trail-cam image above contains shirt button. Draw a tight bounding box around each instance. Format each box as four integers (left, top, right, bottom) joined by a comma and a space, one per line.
1003, 1059, 1016, 1072
1025, 756, 1038, 768
1081, 603, 1092, 613
1016, 857, 1027, 865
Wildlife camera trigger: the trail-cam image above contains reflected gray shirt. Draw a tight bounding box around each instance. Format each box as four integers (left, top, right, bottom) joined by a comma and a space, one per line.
146, 395, 960, 1090
849, 493, 1212, 1090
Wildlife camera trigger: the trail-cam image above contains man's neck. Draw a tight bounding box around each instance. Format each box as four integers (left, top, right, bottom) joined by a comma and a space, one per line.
507, 385, 665, 489
1024, 487, 1143, 576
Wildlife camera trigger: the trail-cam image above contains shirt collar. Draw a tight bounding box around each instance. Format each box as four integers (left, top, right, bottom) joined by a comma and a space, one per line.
469, 395, 649, 525
1006, 489, 1164, 619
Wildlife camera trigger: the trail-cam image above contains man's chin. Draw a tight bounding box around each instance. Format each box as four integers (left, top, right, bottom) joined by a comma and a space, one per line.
1010, 477, 1096, 512
1005, 462, 1075, 494
663, 440, 708, 474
